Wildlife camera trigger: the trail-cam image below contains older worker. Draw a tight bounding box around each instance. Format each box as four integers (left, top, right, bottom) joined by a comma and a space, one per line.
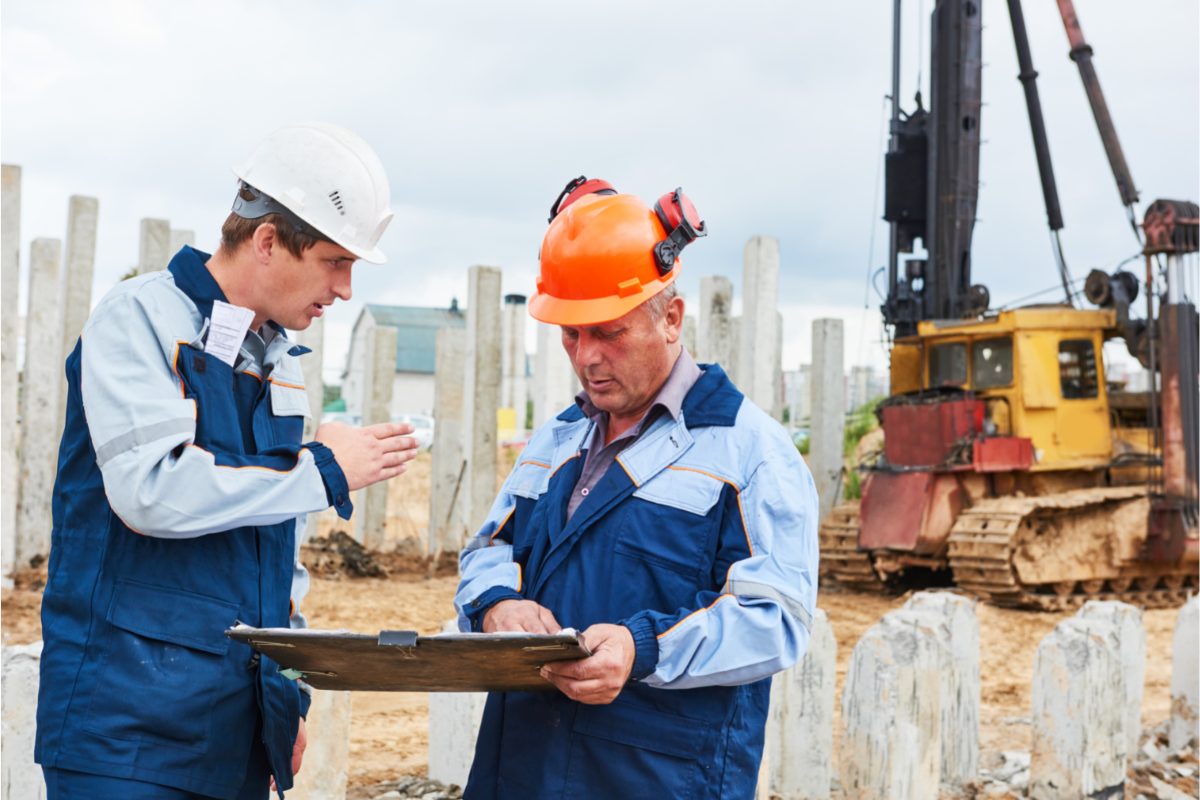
36, 123, 419, 800
455, 177, 819, 799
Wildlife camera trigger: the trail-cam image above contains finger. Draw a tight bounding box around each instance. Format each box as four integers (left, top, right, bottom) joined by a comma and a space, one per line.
379, 435, 421, 453
540, 671, 611, 702
368, 422, 415, 439
539, 606, 561, 632
543, 663, 587, 681
492, 612, 531, 633
381, 450, 419, 469
540, 669, 579, 697
378, 464, 408, 481
542, 656, 596, 680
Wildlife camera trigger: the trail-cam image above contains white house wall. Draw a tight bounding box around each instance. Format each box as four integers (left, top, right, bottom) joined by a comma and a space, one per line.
391, 373, 436, 417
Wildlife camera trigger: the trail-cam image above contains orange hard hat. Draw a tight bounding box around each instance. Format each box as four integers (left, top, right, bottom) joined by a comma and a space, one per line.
530, 176, 706, 326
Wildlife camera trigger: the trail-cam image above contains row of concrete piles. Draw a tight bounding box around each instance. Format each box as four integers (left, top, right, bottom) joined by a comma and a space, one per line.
4, 595, 1197, 799
0, 165, 197, 586
1, 160, 850, 569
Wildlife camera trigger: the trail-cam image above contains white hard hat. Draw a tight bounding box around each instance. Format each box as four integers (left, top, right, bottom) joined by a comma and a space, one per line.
232, 122, 394, 264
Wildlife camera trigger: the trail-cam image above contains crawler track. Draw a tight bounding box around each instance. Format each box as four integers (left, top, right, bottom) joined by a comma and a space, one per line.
948, 488, 1197, 610
818, 502, 887, 593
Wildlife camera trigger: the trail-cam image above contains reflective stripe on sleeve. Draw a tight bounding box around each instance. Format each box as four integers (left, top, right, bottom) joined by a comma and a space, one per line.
728, 579, 814, 633
94, 418, 196, 467
464, 536, 491, 552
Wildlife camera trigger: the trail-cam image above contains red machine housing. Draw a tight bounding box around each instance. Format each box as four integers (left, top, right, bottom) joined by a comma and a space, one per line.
880, 396, 983, 467
863, 394, 1032, 555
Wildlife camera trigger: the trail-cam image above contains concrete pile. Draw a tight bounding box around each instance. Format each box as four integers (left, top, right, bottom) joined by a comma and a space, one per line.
1029, 606, 1134, 799
356, 322, 398, 550
287, 690, 352, 800
1170, 595, 1198, 753
766, 608, 837, 800
2, 642, 47, 800
1, 164, 101, 587
839, 591, 981, 800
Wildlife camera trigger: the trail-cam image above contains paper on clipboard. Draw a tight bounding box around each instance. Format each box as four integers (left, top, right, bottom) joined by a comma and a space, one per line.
227, 625, 592, 692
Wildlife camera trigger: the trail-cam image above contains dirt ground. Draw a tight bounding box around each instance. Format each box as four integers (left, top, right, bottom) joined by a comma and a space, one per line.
3, 563, 1182, 787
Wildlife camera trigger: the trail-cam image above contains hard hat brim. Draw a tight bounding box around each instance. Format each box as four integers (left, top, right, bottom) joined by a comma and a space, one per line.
230, 165, 388, 265
528, 265, 679, 326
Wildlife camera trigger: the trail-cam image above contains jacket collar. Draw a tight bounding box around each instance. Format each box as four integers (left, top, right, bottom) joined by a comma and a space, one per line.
168, 246, 300, 367
681, 364, 742, 428
167, 246, 226, 321
555, 362, 743, 428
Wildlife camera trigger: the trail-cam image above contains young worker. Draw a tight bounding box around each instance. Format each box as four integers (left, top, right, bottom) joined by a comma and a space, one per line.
35, 123, 418, 800
455, 178, 820, 799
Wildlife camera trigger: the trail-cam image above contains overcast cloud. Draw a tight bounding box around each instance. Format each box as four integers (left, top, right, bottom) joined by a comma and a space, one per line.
3, 0, 1197, 383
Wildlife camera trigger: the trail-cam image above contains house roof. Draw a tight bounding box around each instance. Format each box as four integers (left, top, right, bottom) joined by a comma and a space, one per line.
365, 303, 466, 374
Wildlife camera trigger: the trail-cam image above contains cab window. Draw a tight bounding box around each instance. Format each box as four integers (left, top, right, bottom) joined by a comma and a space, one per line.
929, 342, 968, 387
972, 337, 1013, 389
1059, 340, 1099, 399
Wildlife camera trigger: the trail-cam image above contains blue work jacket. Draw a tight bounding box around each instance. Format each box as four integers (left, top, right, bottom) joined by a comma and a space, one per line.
35, 248, 349, 799
455, 366, 819, 800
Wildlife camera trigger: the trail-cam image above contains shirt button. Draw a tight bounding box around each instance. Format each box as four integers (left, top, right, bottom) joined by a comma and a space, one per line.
471, 599, 482, 609
581, 488, 589, 496
335, 495, 345, 507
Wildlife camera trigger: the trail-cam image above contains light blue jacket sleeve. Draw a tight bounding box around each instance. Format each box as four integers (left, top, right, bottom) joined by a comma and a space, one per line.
453, 428, 558, 631
81, 279, 331, 539
453, 486, 524, 632
626, 436, 820, 690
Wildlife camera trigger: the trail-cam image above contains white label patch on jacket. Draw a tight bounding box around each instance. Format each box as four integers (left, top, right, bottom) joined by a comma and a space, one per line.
269, 381, 311, 418
632, 466, 727, 516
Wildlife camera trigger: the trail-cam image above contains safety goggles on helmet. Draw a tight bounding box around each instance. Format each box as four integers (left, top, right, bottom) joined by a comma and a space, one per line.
231, 181, 334, 244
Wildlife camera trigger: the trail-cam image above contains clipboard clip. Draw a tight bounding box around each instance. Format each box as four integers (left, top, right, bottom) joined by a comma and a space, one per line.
378, 630, 419, 647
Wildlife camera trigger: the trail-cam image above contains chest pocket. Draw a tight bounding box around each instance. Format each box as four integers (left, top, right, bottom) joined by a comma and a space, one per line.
507, 459, 553, 500
615, 466, 726, 577
268, 379, 311, 418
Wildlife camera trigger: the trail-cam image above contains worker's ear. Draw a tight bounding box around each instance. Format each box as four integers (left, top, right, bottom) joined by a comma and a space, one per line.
251, 222, 279, 266
664, 295, 685, 344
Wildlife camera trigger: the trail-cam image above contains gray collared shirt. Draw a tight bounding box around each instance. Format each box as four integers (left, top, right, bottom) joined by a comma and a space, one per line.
566, 347, 704, 522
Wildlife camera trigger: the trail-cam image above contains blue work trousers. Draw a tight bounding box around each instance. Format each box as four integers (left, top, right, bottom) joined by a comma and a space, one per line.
43, 717, 272, 800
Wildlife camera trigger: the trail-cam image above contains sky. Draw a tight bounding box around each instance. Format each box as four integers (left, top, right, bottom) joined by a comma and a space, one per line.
3, 0, 1197, 385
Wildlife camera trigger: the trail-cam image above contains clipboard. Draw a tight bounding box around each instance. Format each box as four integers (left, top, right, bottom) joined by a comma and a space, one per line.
226, 625, 592, 692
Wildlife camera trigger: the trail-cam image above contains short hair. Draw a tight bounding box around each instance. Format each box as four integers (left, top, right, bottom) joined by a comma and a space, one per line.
641, 281, 679, 323
219, 186, 323, 259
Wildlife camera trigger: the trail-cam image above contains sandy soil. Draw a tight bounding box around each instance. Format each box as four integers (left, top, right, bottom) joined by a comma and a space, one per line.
5, 566, 1181, 787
